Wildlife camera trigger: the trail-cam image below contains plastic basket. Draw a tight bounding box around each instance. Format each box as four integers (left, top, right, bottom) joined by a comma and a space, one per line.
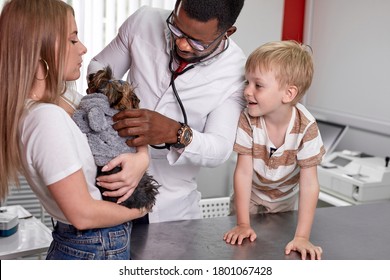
199, 197, 230, 218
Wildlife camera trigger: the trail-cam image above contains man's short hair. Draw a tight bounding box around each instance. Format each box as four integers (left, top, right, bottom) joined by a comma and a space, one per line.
175, 0, 245, 32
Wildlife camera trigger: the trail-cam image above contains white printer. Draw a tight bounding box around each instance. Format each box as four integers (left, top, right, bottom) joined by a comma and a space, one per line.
318, 151, 390, 203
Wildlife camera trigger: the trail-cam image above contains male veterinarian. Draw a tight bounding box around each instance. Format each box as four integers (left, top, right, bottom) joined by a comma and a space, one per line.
88, 0, 246, 223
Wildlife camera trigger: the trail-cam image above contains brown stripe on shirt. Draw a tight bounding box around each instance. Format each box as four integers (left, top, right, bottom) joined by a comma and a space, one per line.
234, 142, 252, 155
252, 143, 269, 159
252, 181, 297, 200
290, 109, 312, 134
238, 113, 252, 135
254, 166, 300, 185
301, 122, 320, 143
299, 145, 326, 168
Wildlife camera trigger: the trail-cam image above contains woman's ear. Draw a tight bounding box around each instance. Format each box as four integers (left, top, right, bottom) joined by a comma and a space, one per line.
282, 85, 298, 103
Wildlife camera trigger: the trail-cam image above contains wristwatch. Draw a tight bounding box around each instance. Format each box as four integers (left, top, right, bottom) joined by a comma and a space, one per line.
172, 122, 193, 149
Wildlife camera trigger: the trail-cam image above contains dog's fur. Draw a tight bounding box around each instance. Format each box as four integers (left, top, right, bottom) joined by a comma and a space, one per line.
84, 66, 159, 211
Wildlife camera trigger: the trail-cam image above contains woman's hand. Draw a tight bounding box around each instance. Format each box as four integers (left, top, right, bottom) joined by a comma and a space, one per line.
96, 147, 149, 203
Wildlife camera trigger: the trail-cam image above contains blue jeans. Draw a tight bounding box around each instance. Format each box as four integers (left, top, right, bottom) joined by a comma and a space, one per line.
46, 221, 132, 260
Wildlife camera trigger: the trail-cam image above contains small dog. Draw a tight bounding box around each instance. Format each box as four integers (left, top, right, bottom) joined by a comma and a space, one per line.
73, 66, 159, 211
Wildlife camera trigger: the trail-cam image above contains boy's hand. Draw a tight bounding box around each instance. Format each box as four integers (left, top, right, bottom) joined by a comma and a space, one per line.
285, 237, 323, 260
223, 224, 257, 245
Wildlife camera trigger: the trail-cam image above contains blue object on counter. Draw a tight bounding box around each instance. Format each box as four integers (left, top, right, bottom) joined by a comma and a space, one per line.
0, 212, 19, 237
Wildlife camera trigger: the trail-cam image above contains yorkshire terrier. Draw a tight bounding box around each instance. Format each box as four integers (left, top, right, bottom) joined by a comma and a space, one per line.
84, 66, 159, 211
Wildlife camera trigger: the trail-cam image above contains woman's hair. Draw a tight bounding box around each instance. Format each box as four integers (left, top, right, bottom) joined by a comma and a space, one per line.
245, 40, 314, 104
0, 0, 74, 200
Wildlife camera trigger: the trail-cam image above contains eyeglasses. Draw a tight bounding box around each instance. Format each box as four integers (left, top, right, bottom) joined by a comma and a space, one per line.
166, 11, 226, 52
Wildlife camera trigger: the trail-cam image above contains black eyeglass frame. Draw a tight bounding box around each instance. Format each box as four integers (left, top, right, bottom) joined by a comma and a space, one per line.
166, 11, 227, 52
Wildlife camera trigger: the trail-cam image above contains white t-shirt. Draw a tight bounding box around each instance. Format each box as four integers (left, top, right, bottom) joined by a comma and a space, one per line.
19, 101, 100, 223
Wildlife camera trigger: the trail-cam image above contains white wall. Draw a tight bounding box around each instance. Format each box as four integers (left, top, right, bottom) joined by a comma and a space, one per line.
303, 0, 390, 137
232, 0, 284, 56
302, 0, 390, 158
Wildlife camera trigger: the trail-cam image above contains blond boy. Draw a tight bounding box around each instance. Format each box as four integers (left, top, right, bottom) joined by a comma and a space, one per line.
223, 41, 325, 260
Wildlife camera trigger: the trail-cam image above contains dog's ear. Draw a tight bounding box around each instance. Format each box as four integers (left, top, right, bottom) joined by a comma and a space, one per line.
105, 66, 113, 80
131, 92, 140, 109
119, 83, 140, 110
86, 73, 98, 94
88, 73, 95, 82
108, 91, 123, 109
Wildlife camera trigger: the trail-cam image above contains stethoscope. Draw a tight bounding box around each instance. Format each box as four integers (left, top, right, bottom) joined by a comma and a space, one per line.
150, 37, 229, 150
167, 49, 195, 125
150, 50, 195, 150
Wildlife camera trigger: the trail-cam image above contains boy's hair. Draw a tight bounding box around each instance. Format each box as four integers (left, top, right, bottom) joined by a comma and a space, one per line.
246, 40, 314, 104
175, 0, 245, 32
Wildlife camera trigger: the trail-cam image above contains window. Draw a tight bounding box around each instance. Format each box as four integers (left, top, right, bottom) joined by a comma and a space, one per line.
0, 0, 175, 93
67, 0, 175, 92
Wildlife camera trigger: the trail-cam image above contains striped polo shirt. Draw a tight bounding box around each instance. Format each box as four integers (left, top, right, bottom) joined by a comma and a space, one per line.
234, 103, 325, 202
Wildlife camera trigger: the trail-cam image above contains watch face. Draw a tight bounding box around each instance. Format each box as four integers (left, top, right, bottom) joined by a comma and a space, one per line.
173, 124, 193, 149
181, 126, 193, 146
182, 130, 192, 144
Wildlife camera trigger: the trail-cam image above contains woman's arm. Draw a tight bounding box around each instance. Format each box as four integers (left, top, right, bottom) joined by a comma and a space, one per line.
48, 169, 146, 230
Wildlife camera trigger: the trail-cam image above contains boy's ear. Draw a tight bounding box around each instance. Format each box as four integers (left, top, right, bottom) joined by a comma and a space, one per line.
283, 85, 298, 103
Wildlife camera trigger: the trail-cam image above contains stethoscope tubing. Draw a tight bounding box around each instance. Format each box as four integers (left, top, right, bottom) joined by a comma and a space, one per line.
150, 39, 229, 150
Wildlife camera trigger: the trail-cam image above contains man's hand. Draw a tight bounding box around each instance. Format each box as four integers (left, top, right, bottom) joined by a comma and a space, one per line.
112, 109, 180, 147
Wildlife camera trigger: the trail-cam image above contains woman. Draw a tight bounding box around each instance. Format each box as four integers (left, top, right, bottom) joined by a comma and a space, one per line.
0, 0, 148, 260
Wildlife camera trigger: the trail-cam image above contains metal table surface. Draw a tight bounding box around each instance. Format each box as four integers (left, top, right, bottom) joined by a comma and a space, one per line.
130, 202, 390, 260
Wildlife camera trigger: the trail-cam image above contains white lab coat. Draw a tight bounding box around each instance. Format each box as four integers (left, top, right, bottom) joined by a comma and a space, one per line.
88, 6, 246, 222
